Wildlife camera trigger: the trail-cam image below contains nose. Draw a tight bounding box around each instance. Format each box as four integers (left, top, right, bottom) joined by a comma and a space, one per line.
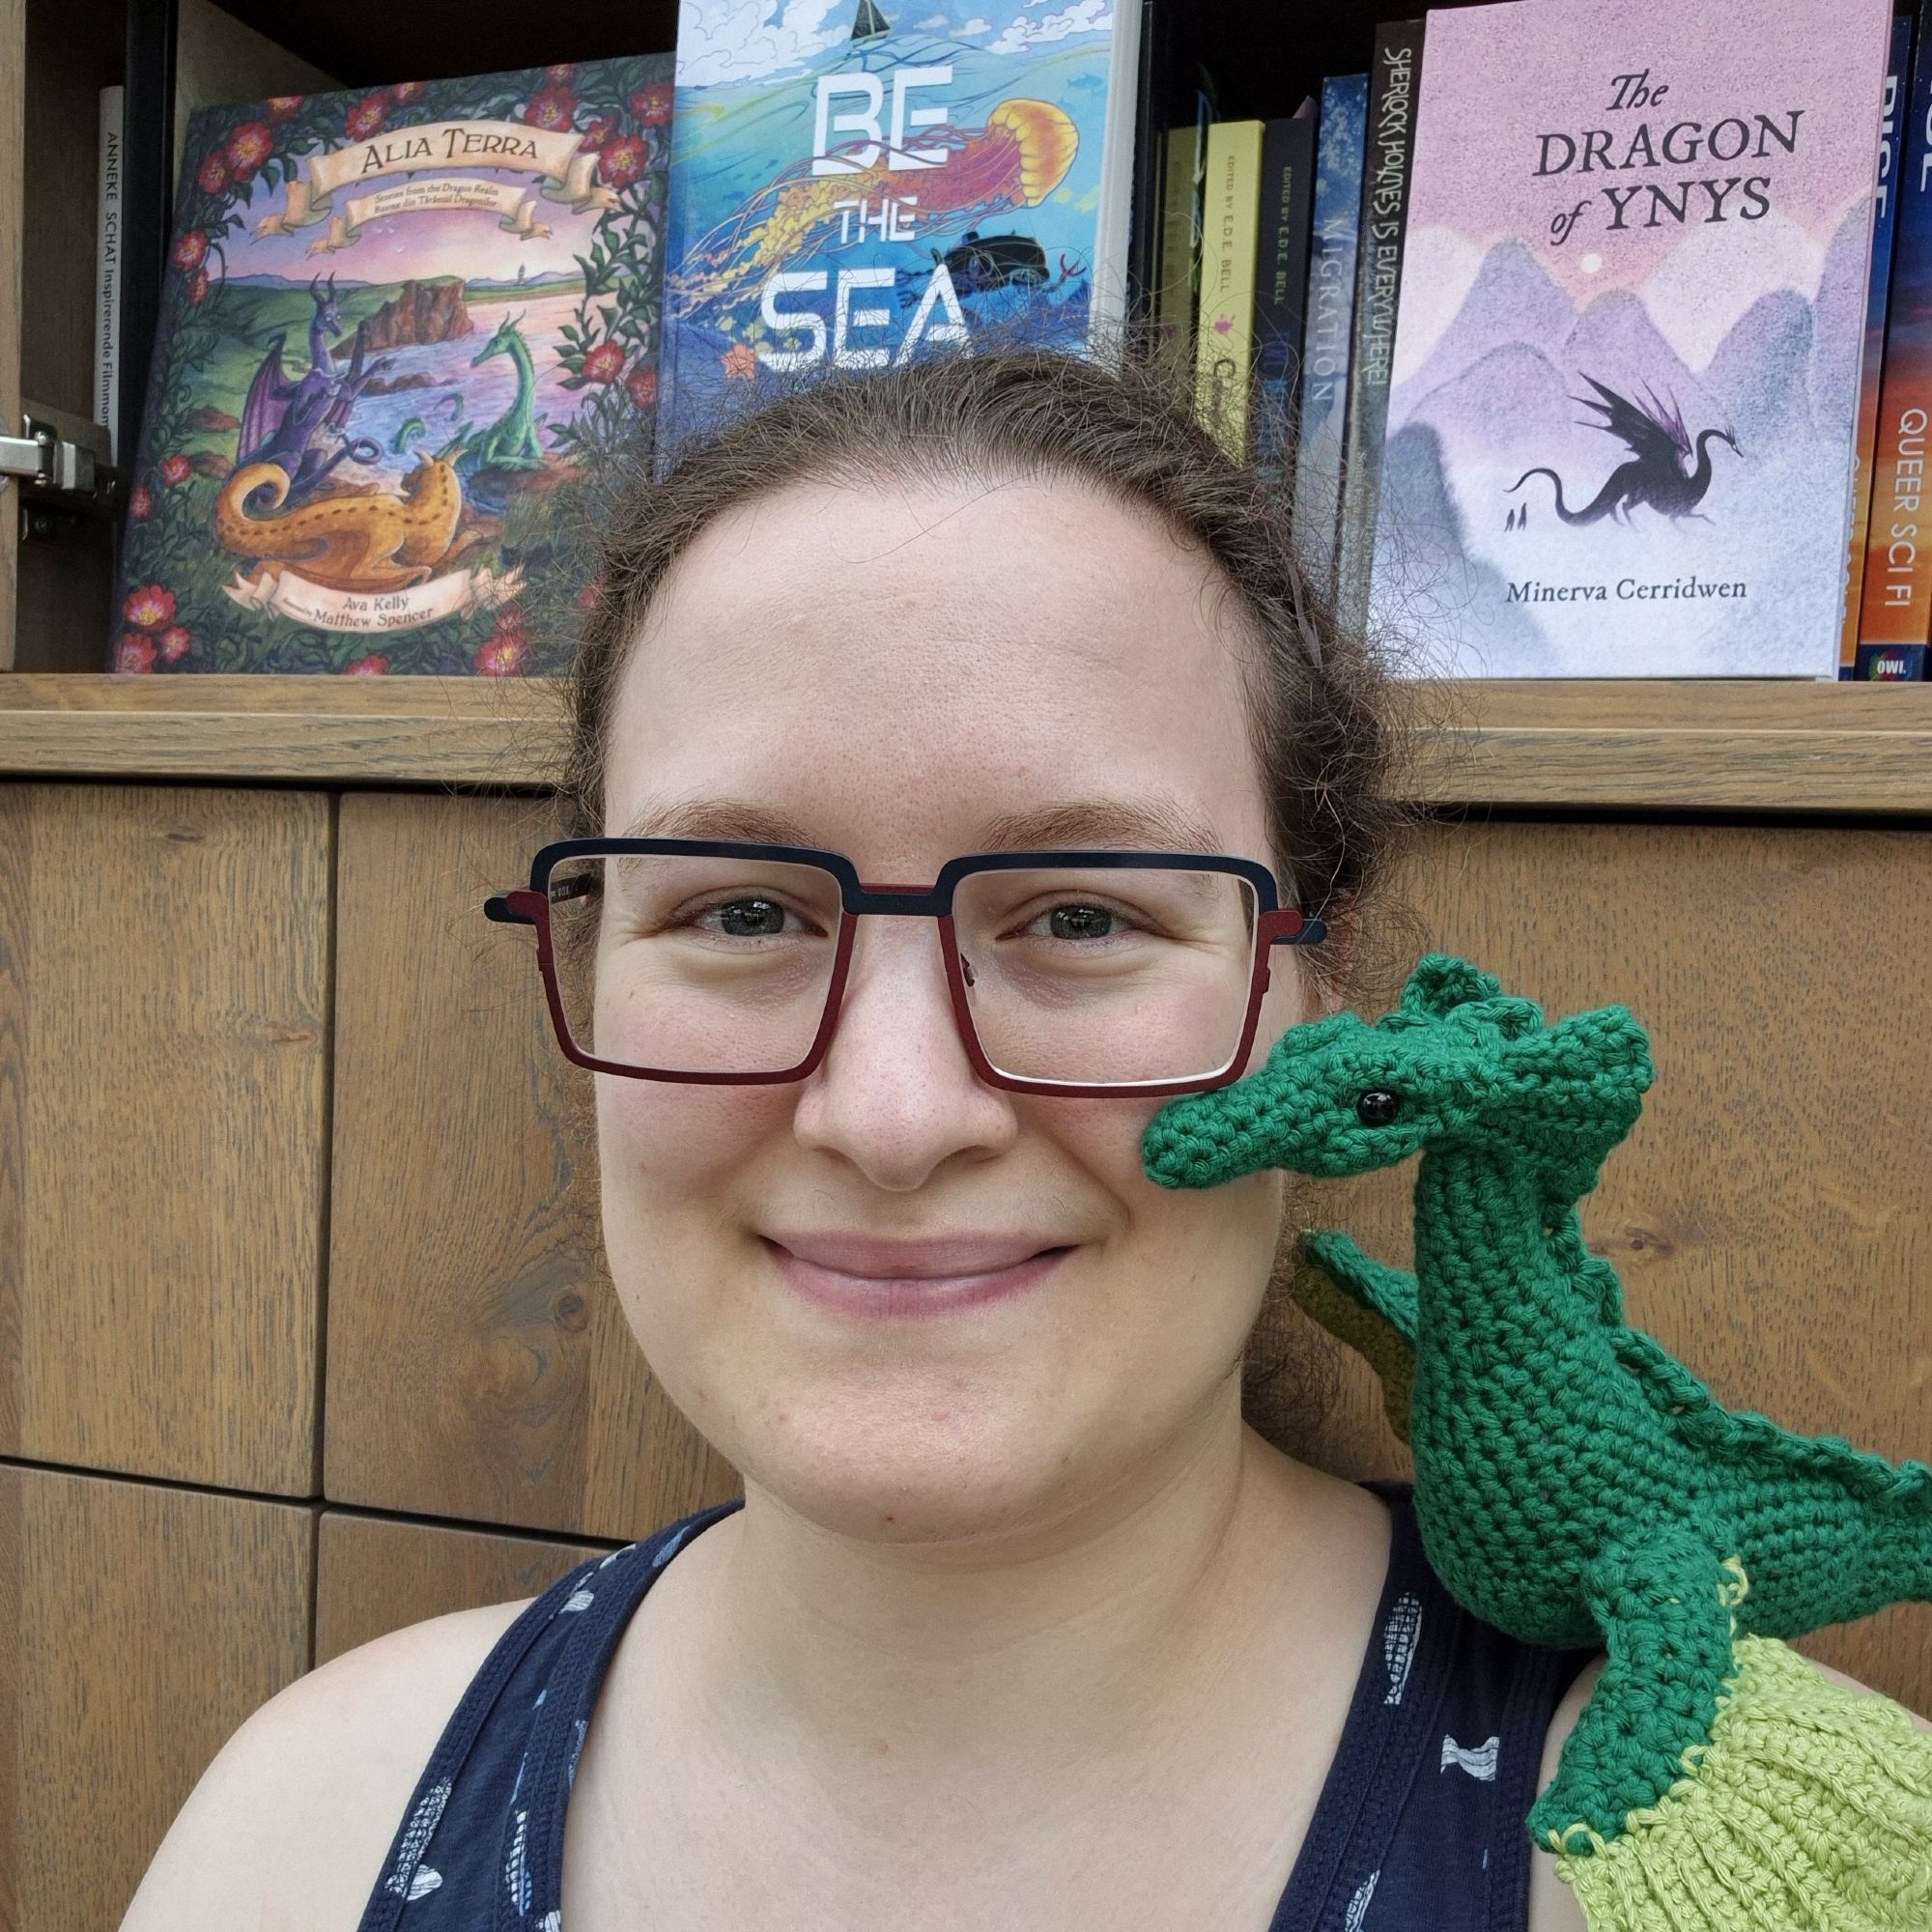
789, 911, 1019, 1190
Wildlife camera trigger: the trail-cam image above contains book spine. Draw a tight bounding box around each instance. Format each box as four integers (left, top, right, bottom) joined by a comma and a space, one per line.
1193, 120, 1264, 463
1839, 14, 1915, 675
96, 85, 125, 464
1155, 125, 1196, 357
1291, 74, 1367, 611
1253, 112, 1316, 492
1334, 18, 1425, 639
1856, 0, 1932, 679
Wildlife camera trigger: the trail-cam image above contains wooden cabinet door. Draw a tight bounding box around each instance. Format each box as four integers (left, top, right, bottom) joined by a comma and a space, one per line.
316, 1509, 612, 1663
325, 791, 738, 1539
0, 782, 329, 1492
1289, 816, 1932, 1711
0, 1463, 312, 1932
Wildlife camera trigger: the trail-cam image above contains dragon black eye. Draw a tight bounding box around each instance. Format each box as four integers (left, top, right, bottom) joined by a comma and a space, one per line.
1356, 1089, 1402, 1125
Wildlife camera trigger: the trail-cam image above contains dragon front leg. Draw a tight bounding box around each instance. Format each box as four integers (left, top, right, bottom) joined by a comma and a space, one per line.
1528, 1520, 1745, 1851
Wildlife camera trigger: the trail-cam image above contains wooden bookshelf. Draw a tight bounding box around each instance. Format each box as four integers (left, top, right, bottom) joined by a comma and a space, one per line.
6, 670, 1932, 811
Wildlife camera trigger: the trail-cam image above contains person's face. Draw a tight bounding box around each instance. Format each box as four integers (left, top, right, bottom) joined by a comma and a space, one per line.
595, 474, 1328, 1544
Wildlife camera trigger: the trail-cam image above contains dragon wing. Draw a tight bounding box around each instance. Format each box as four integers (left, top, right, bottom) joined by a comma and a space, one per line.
1572, 373, 1684, 467
239, 333, 294, 464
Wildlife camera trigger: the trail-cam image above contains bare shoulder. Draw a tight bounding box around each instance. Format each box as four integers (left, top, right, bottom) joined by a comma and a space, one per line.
1524, 1652, 1931, 1932
120, 1594, 534, 1932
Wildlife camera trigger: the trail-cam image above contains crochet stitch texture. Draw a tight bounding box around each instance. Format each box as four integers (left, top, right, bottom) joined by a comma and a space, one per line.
1142, 955, 1932, 1926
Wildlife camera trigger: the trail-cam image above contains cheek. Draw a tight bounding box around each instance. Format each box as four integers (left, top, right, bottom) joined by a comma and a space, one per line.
595, 1079, 786, 1209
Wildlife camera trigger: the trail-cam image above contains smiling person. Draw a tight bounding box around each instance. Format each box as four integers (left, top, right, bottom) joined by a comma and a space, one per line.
120, 349, 1921, 1932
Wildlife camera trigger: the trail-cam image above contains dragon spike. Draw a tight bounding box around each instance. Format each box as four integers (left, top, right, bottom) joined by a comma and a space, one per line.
308, 273, 322, 299
326, 271, 338, 300
1640, 380, 1690, 455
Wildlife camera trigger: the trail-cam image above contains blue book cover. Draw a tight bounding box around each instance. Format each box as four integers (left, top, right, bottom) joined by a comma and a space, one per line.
1290, 72, 1367, 607
1253, 107, 1317, 493
656, 0, 1144, 466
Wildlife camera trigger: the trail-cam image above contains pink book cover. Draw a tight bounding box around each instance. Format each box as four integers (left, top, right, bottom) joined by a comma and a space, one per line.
1368, 0, 1892, 677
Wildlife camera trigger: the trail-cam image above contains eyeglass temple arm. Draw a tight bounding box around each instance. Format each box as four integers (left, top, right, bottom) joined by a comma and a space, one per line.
485, 876, 600, 926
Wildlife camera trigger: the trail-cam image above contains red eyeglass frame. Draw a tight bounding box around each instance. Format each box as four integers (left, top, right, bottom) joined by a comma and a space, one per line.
485, 838, 1328, 1097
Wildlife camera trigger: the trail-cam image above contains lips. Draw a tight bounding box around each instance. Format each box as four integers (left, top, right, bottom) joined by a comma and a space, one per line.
761, 1234, 1074, 1320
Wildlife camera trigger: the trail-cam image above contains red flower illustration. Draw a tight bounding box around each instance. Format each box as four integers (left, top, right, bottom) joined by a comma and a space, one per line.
525, 86, 575, 132
631, 83, 673, 127
721, 342, 758, 381
625, 364, 658, 412
346, 93, 388, 140
544, 64, 576, 84
598, 133, 647, 188
581, 341, 625, 384
172, 229, 208, 272
128, 485, 154, 520
187, 270, 210, 305
478, 629, 528, 676
124, 584, 177, 631
577, 579, 603, 611
158, 453, 191, 486
390, 80, 425, 104
115, 633, 156, 673
578, 114, 614, 153
157, 625, 192, 663
197, 149, 229, 194
265, 96, 303, 120
225, 121, 272, 181
344, 654, 391, 675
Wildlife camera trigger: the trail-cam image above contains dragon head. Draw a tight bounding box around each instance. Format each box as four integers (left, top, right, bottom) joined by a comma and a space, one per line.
1142, 953, 1654, 1208
308, 271, 343, 337
472, 313, 526, 368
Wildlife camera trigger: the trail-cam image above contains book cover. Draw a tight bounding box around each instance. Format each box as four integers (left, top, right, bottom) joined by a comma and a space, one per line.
1253, 104, 1317, 492
1194, 120, 1264, 462
1838, 12, 1913, 676
111, 56, 673, 676
1290, 72, 1367, 609
1854, 0, 1932, 681
97, 86, 125, 461
656, 0, 1144, 465
1370, 0, 1892, 678
1335, 18, 1424, 639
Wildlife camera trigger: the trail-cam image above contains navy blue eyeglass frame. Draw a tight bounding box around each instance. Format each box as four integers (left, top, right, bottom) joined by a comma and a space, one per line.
486, 837, 1328, 1097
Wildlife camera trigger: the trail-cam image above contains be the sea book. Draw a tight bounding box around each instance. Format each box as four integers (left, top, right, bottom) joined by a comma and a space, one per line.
655, 0, 1145, 464
1367, 0, 1893, 677
112, 56, 671, 676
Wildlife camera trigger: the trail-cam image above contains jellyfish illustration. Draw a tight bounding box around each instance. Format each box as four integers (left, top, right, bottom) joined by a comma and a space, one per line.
670, 96, 1079, 322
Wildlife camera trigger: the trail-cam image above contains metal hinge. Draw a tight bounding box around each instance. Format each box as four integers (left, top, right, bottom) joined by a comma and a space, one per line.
1, 407, 119, 511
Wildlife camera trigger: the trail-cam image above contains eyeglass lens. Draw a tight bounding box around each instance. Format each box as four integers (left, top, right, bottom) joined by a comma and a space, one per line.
544, 851, 1261, 1085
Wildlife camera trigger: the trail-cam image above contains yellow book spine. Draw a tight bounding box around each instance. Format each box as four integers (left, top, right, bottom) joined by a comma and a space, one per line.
1194, 120, 1264, 463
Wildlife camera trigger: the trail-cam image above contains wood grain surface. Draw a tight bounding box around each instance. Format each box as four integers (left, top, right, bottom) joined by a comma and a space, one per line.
8, 673, 1932, 811
324, 791, 741, 1539
315, 1508, 613, 1664
0, 0, 23, 674
0, 783, 329, 1492
0, 1460, 312, 1932
1282, 816, 1932, 1712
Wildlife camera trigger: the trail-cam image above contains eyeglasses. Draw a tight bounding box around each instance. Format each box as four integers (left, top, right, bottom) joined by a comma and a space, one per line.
485, 838, 1327, 1096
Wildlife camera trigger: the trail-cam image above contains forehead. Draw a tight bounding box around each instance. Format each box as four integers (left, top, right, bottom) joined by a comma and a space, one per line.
603, 474, 1271, 865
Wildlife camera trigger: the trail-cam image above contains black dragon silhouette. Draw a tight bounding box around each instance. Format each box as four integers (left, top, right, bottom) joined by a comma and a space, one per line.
1507, 374, 1740, 529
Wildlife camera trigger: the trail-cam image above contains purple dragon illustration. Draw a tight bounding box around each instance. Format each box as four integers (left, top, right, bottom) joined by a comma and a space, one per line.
1506, 373, 1741, 530
235, 273, 393, 508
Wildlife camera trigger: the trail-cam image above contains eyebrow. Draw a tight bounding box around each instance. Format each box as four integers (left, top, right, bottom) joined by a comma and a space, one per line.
612, 794, 1227, 856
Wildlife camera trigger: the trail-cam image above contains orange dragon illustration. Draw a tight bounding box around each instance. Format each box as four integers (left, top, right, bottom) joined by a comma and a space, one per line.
214, 452, 474, 593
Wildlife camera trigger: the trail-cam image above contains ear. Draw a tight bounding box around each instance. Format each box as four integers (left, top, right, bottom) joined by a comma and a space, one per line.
1493, 1005, 1655, 1204
1399, 953, 1508, 1021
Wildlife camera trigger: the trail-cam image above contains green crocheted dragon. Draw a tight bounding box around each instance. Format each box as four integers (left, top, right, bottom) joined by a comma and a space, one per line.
1143, 954, 1932, 1930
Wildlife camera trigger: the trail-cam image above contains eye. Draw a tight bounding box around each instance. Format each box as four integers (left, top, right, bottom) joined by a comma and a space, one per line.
1355, 1089, 1402, 1125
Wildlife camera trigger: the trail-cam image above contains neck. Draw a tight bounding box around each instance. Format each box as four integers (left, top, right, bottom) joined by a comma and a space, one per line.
1412, 1143, 1602, 1355
619, 1404, 1384, 1829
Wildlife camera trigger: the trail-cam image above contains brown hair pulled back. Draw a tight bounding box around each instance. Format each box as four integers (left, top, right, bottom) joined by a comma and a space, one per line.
541, 344, 1428, 1464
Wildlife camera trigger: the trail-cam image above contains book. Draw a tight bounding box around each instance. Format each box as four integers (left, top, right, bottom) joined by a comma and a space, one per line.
1335, 17, 1424, 640
1840, 13, 1915, 677
1291, 72, 1368, 609
110, 57, 673, 676
655, 0, 1146, 465
96, 87, 125, 463
1253, 103, 1318, 492
1193, 120, 1264, 461
1854, 0, 1932, 682
1368, 0, 1891, 678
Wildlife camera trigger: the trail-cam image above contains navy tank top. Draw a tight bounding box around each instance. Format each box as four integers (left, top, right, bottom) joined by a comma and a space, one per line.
350, 1480, 1598, 1932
